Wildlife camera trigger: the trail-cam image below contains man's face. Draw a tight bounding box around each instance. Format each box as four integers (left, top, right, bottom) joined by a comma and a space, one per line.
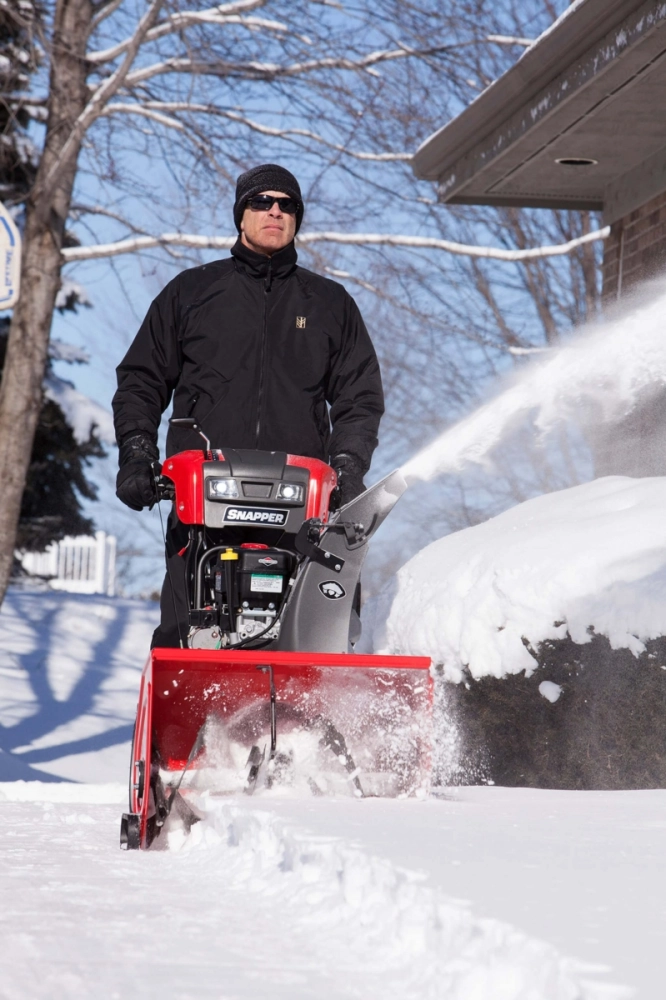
240, 190, 297, 256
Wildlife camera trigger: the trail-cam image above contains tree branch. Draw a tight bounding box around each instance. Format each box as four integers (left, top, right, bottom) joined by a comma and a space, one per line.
102, 101, 411, 160
90, 0, 126, 36
61, 226, 610, 263
119, 43, 457, 88
102, 102, 186, 131
88, 4, 281, 64
41, 0, 165, 199
70, 202, 152, 231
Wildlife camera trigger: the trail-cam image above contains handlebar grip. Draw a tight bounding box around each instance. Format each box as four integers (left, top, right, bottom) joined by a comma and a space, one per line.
153, 474, 175, 501
149, 461, 175, 503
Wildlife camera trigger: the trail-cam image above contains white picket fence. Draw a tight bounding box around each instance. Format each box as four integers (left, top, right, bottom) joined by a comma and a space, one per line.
18, 531, 116, 596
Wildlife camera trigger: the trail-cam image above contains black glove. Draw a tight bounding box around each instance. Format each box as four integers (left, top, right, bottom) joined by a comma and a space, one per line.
330, 453, 366, 510
116, 432, 160, 511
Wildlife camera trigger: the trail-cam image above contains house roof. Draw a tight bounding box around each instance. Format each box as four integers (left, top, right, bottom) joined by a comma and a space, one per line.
412, 0, 666, 223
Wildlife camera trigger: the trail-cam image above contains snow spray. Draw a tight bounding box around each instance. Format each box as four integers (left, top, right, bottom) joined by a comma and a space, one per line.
400, 280, 666, 484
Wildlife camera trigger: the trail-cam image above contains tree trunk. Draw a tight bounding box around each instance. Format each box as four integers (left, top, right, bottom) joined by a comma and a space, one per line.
0, 0, 93, 606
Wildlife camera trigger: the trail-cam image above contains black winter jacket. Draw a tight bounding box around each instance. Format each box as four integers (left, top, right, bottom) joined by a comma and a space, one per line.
113, 240, 384, 471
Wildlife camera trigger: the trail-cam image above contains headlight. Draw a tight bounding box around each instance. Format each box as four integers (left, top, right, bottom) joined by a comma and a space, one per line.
277, 482, 304, 502
208, 478, 239, 499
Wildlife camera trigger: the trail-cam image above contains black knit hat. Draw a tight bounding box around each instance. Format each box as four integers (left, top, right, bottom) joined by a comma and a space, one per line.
233, 164, 304, 234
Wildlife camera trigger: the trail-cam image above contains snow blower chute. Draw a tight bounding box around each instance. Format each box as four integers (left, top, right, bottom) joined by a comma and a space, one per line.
121, 419, 432, 850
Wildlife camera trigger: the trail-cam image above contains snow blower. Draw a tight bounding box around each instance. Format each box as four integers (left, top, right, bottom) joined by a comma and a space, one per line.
120, 418, 432, 850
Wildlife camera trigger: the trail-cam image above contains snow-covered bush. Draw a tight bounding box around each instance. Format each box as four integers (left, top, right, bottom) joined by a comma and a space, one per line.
365, 477, 666, 788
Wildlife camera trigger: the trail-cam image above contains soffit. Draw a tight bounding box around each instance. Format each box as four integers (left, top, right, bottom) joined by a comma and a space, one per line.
412, 0, 666, 221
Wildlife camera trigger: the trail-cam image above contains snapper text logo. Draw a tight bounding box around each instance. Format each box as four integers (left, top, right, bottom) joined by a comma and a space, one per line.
223, 506, 287, 526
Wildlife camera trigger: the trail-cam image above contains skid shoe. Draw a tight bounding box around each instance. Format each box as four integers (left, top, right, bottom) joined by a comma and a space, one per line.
120, 812, 141, 850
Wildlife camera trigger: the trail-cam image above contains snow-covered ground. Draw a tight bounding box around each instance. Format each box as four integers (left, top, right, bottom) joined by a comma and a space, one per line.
1, 584, 664, 998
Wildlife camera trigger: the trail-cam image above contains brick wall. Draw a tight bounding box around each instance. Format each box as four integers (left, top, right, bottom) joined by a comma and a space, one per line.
602, 190, 666, 300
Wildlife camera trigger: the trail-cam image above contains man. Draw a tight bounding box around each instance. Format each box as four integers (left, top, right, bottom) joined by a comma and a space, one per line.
112, 164, 384, 647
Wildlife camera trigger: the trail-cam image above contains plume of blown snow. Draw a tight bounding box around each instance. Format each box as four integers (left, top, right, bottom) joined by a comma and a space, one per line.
401, 280, 666, 483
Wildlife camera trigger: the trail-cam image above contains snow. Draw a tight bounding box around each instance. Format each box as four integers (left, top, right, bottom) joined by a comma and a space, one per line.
1, 783, 642, 1000
9, 132, 38, 166
49, 338, 91, 364
55, 277, 91, 312
539, 680, 563, 703
364, 476, 666, 682
44, 371, 116, 446
0, 587, 664, 996
402, 283, 666, 483
521, 0, 588, 54
0, 590, 157, 781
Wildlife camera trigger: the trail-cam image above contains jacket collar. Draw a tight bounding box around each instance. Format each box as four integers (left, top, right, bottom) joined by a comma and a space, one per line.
231, 237, 298, 280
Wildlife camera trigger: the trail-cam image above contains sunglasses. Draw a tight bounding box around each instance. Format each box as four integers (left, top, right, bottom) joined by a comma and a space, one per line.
246, 195, 300, 215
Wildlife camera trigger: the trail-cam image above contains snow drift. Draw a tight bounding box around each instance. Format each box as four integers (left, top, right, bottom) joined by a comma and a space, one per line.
364, 476, 666, 681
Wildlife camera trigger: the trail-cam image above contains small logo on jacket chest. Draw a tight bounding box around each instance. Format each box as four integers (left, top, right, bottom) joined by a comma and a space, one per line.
296, 316, 307, 329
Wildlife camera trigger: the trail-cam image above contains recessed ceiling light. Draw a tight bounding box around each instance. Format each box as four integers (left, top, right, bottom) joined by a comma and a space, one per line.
555, 157, 598, 166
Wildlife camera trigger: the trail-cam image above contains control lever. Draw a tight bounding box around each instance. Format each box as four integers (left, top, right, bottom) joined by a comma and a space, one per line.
169, 416, 211, 451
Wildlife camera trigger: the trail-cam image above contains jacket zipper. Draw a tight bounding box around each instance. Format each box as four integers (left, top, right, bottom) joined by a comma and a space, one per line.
255, 260, 272, 445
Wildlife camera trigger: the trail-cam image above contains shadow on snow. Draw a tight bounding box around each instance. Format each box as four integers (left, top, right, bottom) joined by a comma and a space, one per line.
0, 590, 148, 782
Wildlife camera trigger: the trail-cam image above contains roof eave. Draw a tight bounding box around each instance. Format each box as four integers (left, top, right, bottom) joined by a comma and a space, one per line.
412, 0, 651, 196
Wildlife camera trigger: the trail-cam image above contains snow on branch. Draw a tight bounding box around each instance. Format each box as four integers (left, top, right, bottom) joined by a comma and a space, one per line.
120, 43, 454, 88
61, 226, 610, 263
102, 103, 186, 132
63, 233, 235, 260
506, 345, 551, 356
88, 4, 281, 65
49, 339, 91, 364
486, 34, 534, 47
102, 101, 411, 161
301, 227, 610, 259
44, 374, 115, 446
55, 278, 91, 312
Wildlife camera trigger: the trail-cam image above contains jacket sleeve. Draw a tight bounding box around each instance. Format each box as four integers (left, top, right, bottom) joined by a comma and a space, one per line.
112, 279, 182, 447
325, 291, 384, 473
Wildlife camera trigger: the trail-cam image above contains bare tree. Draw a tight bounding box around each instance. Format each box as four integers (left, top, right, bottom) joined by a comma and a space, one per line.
0, 0, 594, 604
